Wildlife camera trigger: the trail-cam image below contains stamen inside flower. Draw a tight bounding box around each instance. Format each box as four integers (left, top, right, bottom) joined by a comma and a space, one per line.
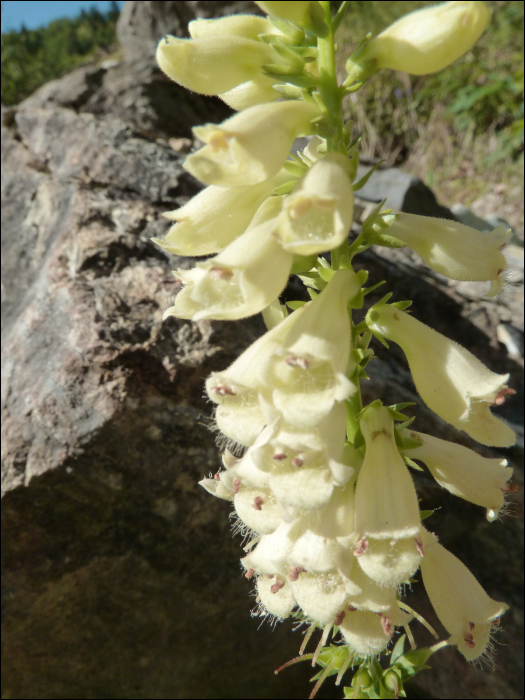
208, 266, 233, 281
353, 538, 368, 556
208, 130, 232, 152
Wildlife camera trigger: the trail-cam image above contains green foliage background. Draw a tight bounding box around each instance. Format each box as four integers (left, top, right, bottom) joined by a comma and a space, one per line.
1, 1, 120, 106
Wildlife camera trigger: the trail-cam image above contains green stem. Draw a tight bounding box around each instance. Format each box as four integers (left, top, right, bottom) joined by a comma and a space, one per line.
317, 2, 364, 441
317, 1, 346, 154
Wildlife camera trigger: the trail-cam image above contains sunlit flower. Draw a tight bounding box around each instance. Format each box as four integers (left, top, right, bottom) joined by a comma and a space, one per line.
366, 304, 516, 447
354, 404, 421, 540
153, 172, 288, 257
352, 404, 422, 586
339, 606, 412, 655
358, 1, 491, 75
275, 154, 354, 255
164, 197, 293, 321
420, 528, 508, 661
374, 214, 510, 296
184, 100, 322, 186
156, 34, 278, 96
404, 429, 513, 520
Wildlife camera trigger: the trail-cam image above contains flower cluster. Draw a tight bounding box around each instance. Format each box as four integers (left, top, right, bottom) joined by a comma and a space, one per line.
154, 0, 516, 688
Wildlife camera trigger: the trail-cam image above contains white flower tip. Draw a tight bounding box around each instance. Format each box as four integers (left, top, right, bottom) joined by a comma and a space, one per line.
199, 477, 233, 501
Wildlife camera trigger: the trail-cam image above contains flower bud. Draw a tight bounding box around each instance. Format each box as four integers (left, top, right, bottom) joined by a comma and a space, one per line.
376, 214, 510, 296
366, 304, 516, 447
184, 100, 322, 186
156, 34, 279, 96
275, 154, 354, 255
359, 1, 491, 75
404, 430, 512, 519
420, 528, 508, 661
355, 405, 421, 540
164, 197, 293, 321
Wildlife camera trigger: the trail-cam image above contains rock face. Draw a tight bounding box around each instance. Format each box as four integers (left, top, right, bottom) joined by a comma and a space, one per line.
1, 2, 523, 699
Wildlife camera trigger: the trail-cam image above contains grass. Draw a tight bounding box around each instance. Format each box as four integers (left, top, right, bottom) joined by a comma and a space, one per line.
336, 1, 524, 236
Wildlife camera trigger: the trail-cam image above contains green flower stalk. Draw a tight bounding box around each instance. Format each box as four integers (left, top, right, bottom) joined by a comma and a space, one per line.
154, 1, 516, 696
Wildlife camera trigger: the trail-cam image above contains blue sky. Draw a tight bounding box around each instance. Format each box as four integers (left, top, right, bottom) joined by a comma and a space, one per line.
1, 1, 124, 33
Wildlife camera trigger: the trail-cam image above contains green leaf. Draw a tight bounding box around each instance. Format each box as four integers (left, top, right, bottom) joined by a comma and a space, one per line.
420, 509, 435, 521
270, 41, 306, 70
391, 300, 412, 312
319, 267, 336, 283
286, 300, 307, 310
393, 648, 434, 682
362, 280, 386, 296
390, 635, 406, 665
268, 16, 305, 43
400, 436, 423, 451
404, 456, 424, 471
387, 408, 411, 421
291, 254, 318, 274
262, 67, 319, 88
272, 180, 299, 195
353, 161, 385, 192
282, 159, 307, 177
332, 1, 350, 34
395, 417, 416, 432
389, 402, 415, 412
271, 83, 304, 99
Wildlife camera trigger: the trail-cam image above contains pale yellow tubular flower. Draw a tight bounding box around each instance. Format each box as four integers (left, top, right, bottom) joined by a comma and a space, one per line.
346, 562, 399, 614
356, 537, 423, 588
404, 429, 513, 521
184, 100, 322, 187
366, 305, 516, 448
233, 486, 283, 534
186, 16, 286, 108
275, 154, 354, 255
339, 606, 412, 655
355, 405, 421, 540
256, 574, 296, 619
381, 214, 510, 296
289, 571, 349, 625
259, 268, 360, 429
153, 170, 289, 257
269, 413, 353, 512
352, 405, 422, 586
205, 301, 311, 448
187, 15, 276, 41
254, 1, 316, 26
360, 1, 491, 75
164, 197, 293, 322
198, 477, 234, 501
242, 520, 296, 576
420, 528, 508, 661
156, 34, 279, 96
219, 75, 281, 110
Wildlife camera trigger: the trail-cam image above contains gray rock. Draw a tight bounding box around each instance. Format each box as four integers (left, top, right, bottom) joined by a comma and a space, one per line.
355, 163, 457, 219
